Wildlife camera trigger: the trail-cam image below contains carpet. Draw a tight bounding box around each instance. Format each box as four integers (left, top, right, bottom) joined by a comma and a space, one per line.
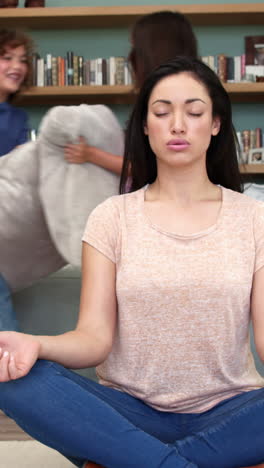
0, 411, 75, 467
0, 440, 76, 467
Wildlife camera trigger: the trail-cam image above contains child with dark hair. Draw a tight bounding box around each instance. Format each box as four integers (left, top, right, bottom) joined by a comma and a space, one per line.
128, 10, 198, 90
0, 57, 263, 468
64, 11, 198, 175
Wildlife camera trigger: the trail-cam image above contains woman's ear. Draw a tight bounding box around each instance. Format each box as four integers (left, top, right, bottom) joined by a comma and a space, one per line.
143, 121, 148, 135
212, 116, 221, 136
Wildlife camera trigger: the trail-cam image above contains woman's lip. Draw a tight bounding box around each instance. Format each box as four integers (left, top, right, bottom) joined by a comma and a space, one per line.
167, 143, 190, 150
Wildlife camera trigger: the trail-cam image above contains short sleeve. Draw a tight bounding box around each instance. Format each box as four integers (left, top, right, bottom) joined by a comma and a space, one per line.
254, 201, 264, 273
82, 196, 120, 263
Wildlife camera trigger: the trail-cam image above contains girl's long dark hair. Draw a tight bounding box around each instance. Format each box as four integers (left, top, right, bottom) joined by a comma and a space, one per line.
128, 11, 198, 90
120, 56, 243, 194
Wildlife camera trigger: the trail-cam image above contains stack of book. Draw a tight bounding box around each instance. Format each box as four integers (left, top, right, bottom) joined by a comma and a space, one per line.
202, 35, 264, 83
31, 53, 133, 87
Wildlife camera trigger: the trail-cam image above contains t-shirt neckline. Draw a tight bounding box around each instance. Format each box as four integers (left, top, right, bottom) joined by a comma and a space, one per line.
141, 185, 225, 240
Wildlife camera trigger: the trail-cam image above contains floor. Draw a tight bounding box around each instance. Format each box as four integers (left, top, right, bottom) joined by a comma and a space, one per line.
0, 411, 75, 467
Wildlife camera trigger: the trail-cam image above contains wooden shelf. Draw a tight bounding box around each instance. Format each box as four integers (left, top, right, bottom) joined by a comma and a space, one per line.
0, 3, 264, 29
240, 164, 264, 174
16, 85, 135, 106
224, 82, 264, 102
16, 82, 264, 106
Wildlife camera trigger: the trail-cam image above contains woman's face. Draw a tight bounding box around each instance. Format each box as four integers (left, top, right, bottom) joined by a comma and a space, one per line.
0, 45, 28, 102
144, 72, 220, 171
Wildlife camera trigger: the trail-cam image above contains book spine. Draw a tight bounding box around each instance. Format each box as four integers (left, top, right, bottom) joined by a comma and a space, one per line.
73, 55, 79, 86
51, 56, 58, 86
115, 56, 125, 85
242, 129, 250, 161
96, 57, 103, 85
78, 56, 84, 86
84, 59, 90, 85
234, 56, 241, 82
255, 128, 262, 148
37, 57, 44, 86
46, 53, 52, 86
90, 59, 96, 85
217, 54, 227, 82
109, 56, 116, 85
102, 58, 107, 85
226, 56, 235, 82
31, 52, 40, 86
67, 51, 74, 86
241, 54, 246, 80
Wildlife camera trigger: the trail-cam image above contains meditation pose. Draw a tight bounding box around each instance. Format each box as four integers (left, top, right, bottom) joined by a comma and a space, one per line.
0, 57, 263, 468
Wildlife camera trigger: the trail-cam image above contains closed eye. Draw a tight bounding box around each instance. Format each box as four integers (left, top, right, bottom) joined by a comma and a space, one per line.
189, 113, 202, 117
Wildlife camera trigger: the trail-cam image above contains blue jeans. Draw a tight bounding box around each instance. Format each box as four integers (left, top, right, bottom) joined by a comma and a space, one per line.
0, 274, 18, 331
0, 359, 263, 468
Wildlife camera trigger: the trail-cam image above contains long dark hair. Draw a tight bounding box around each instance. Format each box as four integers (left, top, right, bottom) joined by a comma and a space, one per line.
120, 56, 242, 194
128, 11, 198, 90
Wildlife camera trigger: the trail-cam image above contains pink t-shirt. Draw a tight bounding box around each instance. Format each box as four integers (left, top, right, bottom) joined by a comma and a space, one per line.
82, 186, 264, 413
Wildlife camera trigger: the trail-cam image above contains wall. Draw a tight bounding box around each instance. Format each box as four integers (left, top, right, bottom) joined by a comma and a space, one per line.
15, 0, 263, 133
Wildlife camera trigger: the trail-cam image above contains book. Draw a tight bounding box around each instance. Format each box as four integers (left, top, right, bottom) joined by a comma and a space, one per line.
115, 56, 125, 85
51, 56, 58, 86
242, 129, 250, 161
255, 128, 263, 148
36, 57, 44, 87
73, 55, 79, 86
57, 56, 65, 86
226, 56, 235, 82
31, 52, 40, 86
46, 53, 52, 86
234, 56, 241, 82
66, 51, 74, 86
78, 56, 84, 86
102, 58, 107, 85
217, 54, 227, 82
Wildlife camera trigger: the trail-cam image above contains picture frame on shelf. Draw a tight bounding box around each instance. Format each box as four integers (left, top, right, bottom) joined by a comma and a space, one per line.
248, 147, 264, 164
245, 36, 264, 65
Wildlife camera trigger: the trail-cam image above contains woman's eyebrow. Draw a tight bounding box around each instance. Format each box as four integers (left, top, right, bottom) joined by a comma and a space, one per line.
151, 99, 171, 105
185, 98, 206, 104
151, 98, 206, 106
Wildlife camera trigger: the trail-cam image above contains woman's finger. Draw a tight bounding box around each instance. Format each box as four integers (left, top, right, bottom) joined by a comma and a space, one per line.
8, 354, 19, 380
0, 351, 11, 382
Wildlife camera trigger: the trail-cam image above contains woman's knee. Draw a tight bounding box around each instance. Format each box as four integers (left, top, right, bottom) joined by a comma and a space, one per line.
0, 359, 57, 409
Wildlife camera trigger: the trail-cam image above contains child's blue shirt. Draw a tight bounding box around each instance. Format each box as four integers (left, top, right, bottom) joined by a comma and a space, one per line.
0, 101, 29, 156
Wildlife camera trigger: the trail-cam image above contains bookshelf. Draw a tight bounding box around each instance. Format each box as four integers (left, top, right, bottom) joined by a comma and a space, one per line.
240, 164, 264, 174
16, 82, 264, 106
1, 4, 264, 29
17, 85, 135, 106
2, 3, 263, 174
3, 3, 263, 105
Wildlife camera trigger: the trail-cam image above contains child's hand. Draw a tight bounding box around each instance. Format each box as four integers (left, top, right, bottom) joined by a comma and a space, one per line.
0, 332, 40, 382
64, 136, 88, 164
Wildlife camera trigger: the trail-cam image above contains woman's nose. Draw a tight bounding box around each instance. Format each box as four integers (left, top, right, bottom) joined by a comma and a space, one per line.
170, 113, 186, 134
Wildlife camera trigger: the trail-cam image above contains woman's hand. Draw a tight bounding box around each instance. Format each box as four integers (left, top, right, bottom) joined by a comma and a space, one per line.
0, 332, 40, 382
